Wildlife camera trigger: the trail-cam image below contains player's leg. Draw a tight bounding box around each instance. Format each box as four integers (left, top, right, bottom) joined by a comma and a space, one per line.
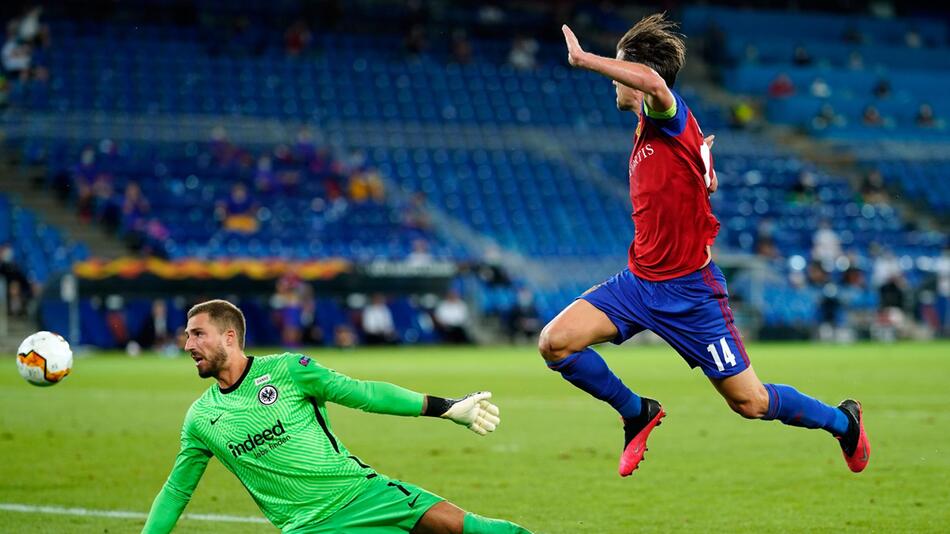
538, 298, 644, 418
538, 270, 664, 476
413, 501, 531, 534
652, 263, 869, 472
710, 366, 869, 472
710, 366, 843, 428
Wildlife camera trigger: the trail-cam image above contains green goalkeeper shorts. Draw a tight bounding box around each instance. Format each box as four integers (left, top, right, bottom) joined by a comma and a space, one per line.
291, 474, 444, 533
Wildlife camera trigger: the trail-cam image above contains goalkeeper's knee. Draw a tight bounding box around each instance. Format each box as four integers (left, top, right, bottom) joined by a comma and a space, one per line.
463, 512, 531, 534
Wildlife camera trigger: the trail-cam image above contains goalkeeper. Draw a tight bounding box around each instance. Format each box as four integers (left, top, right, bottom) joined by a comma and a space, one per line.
144, 299, 529, 534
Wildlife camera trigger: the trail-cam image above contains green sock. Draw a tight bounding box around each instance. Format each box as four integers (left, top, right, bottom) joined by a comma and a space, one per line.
463, 512, 532, 534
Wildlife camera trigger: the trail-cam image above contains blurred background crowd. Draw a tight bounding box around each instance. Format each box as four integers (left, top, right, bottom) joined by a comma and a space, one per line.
0, 0, 946, 352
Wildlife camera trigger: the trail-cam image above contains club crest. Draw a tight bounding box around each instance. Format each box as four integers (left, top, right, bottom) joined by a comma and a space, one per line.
258, 385, 279, 405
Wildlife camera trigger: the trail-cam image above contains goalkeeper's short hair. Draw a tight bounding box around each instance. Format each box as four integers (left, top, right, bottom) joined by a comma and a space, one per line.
188, 299, 247, 349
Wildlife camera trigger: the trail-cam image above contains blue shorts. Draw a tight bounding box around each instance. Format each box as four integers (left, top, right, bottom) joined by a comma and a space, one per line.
580, 262, 751, 379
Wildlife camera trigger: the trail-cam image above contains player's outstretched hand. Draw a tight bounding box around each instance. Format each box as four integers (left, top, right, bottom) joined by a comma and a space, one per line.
562, 24, 586, 68
441, 392, 501, 436
704, 135, 719, 193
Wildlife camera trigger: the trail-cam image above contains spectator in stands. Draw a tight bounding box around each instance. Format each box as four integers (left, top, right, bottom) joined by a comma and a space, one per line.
872, 79, 891, 99
755, 235, 781, 261
841, 267, 868, 293
121, 181, 151, 248
915, 103, 941, 128
404, 24, 427, 57
401, 192, 433, 235
434, 290, 471, 344
0, 243, 32, 317
348, 166, 385, 204
299, 287, 325, 346
89, 170, 120, 231
792, 45, 812, 66
284, 18, 312, 56
209, 126, 244, 168
475, 246, 511, 287
701, 23, 727, 66
217, 183, 259, 234
847, 51, 864, 70
406, 238, 434, 267
136, 299, 177, 355
937, 247, 950, 335
227, 15, 265, 56
294, 127, 317, 162
272, 272, 305, 347
742, 44, 759, 65
254, 155, 278, 194
811, 103, 845, 131
0, 71, 8, 106
877, 272, 909, 340
509, 35, 539, 71
72, 147, 99, 220
451, 29, 472, 64
812, 220, 842, 269
755, 218, 783, 263
842, 26, 865, 45
767, 73, 795, 99
729, 99, 757, 130
334, 323, 358, 348
862, 105, 886, 127
818, 281, 842, 342
871, 247, 902, 289
860, 169, 890, 205
15, 5, 49, 80
806, 260, 829, 288
790, 169, 818, 203
105, 295, 130, 350
809, 78, 831, 98
361, 293, 398, 345
507, 287, 541, 343
904, 30, 923, 48
2, 21, 35, 83
121, 181, 149, 226
836, 266, 873, 342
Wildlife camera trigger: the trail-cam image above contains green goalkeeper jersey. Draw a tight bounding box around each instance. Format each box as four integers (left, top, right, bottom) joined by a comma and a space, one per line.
143, 353, 425, 533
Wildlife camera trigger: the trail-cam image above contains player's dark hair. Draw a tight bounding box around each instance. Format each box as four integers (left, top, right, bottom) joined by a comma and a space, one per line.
188, 299, 246, 349
616, 13, 686, 88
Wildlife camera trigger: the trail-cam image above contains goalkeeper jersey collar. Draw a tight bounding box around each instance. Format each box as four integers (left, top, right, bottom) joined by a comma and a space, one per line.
219, 356, 255, 394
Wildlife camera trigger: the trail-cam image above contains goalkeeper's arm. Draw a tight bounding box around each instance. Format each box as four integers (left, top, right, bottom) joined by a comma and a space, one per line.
142, 429, 211, 533
288, 355, 500, 435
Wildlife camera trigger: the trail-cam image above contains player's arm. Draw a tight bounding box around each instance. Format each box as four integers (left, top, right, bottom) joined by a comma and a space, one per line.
142, 413, 212, 534
288, 356, 500, 435
561, 24, 674, 114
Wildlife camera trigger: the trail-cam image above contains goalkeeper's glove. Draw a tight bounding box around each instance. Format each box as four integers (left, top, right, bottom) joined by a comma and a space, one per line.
423, 392, 500, 436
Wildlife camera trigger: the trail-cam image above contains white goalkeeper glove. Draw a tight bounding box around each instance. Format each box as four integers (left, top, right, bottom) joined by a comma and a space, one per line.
425, 392, 501, 436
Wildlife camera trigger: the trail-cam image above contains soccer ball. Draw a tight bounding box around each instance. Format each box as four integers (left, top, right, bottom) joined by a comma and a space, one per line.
16, 331, 73, 387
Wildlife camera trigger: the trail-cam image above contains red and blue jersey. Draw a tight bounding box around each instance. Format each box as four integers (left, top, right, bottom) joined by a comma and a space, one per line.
627, 90, 720, 281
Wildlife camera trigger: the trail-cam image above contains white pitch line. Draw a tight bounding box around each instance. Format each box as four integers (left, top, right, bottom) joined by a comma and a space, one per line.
0, 503, 268, 524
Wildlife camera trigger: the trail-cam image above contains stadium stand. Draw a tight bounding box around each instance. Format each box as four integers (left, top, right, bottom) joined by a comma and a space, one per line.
2, 4, 947, 346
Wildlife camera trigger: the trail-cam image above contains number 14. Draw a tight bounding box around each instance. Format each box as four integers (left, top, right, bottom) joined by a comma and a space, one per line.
707, 338, 737, 371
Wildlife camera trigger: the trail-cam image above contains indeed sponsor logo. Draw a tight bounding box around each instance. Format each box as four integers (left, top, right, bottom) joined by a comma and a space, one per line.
228, 419, 290, 458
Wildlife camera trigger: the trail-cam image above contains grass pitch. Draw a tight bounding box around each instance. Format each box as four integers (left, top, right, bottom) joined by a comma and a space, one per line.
1, 341, 948, 533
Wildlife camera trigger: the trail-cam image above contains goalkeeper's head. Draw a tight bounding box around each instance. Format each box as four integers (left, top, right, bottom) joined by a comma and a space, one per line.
185, 299, 247, 379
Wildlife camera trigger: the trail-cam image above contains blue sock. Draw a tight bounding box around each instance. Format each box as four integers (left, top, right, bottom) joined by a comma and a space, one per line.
547, 347, 641, 419
763, 383, 849, 436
